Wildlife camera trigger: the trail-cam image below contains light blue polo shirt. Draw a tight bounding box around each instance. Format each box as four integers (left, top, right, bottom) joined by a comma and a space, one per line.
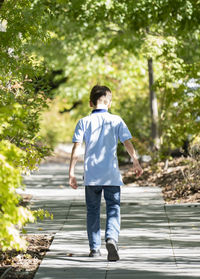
72, 109, 132, 186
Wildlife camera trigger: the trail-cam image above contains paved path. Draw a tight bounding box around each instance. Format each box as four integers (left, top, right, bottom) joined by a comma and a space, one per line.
18, 163, 200, 279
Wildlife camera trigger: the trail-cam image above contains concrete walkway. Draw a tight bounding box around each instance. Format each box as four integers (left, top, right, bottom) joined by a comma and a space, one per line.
19, 163, 200, 279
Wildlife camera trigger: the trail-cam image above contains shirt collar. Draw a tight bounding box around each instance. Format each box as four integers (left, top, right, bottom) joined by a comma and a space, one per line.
91, 109, 108, 114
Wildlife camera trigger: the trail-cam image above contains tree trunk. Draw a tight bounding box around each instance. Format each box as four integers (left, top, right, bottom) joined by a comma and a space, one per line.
148, 57, 160, 150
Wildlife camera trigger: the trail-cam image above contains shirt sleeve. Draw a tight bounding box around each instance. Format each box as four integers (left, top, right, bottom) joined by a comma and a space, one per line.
118, 118, 132, 143
72, 119, 84, 143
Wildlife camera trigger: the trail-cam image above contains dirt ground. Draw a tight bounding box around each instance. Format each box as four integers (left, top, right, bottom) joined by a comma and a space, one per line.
122, 157, 200, 204
0, 234, 54, 279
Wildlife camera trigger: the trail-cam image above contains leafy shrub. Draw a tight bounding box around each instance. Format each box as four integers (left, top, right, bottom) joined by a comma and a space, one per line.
0, 140, 34, 251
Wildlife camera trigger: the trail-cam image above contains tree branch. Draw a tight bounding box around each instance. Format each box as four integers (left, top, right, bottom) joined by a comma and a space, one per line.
59, 101, 82, 113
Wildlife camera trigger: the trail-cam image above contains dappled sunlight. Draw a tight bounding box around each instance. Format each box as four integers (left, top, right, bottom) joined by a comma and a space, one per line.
21, 163, 200, 278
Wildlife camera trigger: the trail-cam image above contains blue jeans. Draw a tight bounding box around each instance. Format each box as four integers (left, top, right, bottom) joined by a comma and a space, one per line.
85, 186, 121, 251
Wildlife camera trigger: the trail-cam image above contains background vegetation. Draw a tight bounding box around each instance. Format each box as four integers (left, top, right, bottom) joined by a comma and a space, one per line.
0, 0, 200, 250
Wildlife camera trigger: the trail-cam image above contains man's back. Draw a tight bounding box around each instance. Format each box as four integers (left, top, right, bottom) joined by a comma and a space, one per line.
73, 110, 132, 185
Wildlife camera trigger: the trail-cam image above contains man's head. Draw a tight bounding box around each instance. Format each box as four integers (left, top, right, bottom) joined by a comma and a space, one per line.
90, 85, 112, 108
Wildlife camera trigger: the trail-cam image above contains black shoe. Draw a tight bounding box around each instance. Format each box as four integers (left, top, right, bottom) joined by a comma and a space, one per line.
89, 249, 101, 257
106, 238, 120, 261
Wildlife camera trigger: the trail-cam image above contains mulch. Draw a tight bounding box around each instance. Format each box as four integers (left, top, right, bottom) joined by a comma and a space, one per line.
0, 194, 54, 279
122, 157, 200, 204
0, 234, 54, 279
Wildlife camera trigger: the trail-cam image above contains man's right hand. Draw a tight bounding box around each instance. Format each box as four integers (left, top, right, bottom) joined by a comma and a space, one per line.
69, 175, 78, 189
69, 142, 82, 189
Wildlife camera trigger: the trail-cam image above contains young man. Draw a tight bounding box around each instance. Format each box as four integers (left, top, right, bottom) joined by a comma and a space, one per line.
69, 85, 143, 261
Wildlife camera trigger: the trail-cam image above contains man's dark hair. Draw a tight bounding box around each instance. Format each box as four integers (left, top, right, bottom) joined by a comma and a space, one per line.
90, 85, 112, 106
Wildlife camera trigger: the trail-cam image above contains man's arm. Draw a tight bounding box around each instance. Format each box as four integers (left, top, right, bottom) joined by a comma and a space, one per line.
123, 139, 143, 178
69, 142, 82, 189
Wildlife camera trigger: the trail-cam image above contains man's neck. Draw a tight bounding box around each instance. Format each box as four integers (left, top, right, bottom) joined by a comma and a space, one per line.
94, 104, 109, 110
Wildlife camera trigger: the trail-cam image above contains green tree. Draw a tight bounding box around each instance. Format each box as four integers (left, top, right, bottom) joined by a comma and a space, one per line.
0, 0, 53, 250
33, 0, 200, 153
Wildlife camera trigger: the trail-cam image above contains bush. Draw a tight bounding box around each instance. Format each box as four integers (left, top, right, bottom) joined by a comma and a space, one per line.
0, 141, 35, 251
